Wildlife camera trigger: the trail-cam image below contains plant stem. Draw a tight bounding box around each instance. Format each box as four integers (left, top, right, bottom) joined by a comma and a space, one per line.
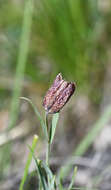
45, 113, 50, 167
46, 141, 50, 167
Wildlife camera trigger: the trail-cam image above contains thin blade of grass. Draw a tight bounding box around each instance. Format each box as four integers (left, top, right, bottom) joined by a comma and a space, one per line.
19, 135, 38, 190
57, 178, 64, 190
68, 166, 78, 190
41, 160, 56, 190
28, 145, 49, 190
39, 160, 56, 190
58, 105, 111, 179
49, 113, 59, 144
74, 106, 111, 156
20, 97, 48, 140
49, 175, 56, 190
0, 0, 33, 178
41, 160, 53, 180
8, 0, 33, 130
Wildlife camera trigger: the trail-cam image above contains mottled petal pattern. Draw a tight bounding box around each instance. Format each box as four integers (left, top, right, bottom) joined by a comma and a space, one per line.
43, 73, 76, 114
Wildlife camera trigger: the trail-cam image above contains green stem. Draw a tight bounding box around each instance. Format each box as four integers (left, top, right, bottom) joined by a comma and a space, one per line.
19, 135, 38, 190
8, 0, 33, 130
45, 113, 50, 167
46, 141, 50, 167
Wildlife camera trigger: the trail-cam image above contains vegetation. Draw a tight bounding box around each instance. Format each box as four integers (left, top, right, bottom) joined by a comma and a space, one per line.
0, 0, 111, 189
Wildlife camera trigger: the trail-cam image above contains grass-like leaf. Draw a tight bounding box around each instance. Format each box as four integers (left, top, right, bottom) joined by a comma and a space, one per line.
49, 175, 56, 190
20, 97, 48, 140
19, 135, 38, 190
49, 113, 59, 144
74, 105, 111, 156
28, 145, 49, 190
41, 160, 53, 180
58, 105, 111, 179
8, 0, 33, 130
0, 0, 33, 178
41, 161, 56, 190
68, 166, 78, 190
57, 178, 64, 190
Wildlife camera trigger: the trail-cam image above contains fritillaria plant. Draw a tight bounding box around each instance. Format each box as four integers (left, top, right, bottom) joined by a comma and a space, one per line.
19, 73, 76, 190
43, 73, 75, 166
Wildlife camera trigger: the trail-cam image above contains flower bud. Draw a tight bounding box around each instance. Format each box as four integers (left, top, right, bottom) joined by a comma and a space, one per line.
43, 73, 76, 114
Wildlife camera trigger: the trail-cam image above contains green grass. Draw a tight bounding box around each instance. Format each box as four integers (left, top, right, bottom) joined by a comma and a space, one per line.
0, 0, 110, 189
58, 104, 111, 180
0, 0, 34, 178
19, 135, 38, 190
8, 0, 33, 130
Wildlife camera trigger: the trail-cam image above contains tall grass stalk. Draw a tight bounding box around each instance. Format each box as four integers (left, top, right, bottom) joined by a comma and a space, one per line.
0, 0, 34, 178
58, 105, 111, 179
8, 0, 33, 130
19, 135, 38, 190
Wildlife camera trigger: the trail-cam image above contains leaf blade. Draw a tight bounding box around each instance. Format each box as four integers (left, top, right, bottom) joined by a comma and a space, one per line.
49, 113, 59, 144
20, 97, 48, 140
19, 135, 38, 190
28, 145, 49, 190
68, 166, 78, 190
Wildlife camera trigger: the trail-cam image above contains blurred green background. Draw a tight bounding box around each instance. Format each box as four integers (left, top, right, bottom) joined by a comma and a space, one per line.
0, 0, 111, 189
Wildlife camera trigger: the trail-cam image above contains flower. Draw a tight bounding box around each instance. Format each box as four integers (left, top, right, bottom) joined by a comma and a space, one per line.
43, 73, 76, 114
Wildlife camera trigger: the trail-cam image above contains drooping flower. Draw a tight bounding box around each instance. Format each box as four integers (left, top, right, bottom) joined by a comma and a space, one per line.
43, 73, 76, 114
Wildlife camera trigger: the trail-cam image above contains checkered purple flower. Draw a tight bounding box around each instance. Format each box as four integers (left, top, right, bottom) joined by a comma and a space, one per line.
43, 73, 76, 114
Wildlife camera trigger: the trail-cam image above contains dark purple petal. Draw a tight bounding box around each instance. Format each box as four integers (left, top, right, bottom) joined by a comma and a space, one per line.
43, 73, 76, 114
43, 73, 64, 111
48, 83, 75, 113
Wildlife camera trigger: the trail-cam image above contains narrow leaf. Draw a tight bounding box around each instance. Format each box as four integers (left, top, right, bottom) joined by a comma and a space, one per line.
68, 166, 78, 190
28, 145, 49, 190
19, 135, 38, 190
8, 0, 33, 130
49, 113, 59, 144
49, 175, 56, 190
20, 97, 48, 140
58, 178, 64, 190
41, 160, 53, 180
40, 160, 56, 190
59, 105, 111, 179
